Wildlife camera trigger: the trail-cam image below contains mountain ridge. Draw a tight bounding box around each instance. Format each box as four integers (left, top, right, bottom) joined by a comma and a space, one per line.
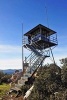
0, 69, 22, 74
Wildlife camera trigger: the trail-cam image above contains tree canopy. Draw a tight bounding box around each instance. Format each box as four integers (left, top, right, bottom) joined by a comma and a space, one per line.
27, 63, 67, 100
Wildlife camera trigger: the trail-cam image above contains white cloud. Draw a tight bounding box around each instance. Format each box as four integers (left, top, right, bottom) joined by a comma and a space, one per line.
0, 58, 22, 70
0, 44, 30, 55
0, 45, 31, 69
0, 45, 22, 53
0, 44, 66, 69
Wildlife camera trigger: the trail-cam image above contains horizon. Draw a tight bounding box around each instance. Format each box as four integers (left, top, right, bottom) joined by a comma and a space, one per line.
0, 0, 67, 69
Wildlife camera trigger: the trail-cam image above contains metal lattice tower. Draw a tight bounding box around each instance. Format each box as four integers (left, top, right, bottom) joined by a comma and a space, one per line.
21, 24, 58, 85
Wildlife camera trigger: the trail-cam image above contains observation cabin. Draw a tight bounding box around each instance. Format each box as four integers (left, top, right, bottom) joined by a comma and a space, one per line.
24, 24, 58, 50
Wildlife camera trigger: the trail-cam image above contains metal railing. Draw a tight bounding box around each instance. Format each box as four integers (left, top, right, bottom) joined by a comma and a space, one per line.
23, 35, 50, 74
23, 33, 58, 48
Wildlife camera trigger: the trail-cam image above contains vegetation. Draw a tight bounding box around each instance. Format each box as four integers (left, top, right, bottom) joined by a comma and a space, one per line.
0, 71, 11, 85
1, 58, 67, 99
0, 71, 11, 98
21, 58, 67, 100
0, 83, 10, 98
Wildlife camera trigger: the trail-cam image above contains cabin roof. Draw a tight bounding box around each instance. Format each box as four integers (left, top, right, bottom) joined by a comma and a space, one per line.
24, 24, 56, 36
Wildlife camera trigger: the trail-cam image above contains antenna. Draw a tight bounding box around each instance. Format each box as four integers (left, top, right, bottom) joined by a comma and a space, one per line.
22, 23, 24, 71
45, 0, 56, 64
45, 0, 49, 28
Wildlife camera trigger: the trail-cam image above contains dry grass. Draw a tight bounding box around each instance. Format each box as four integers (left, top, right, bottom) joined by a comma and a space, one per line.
0, 83, 10, 98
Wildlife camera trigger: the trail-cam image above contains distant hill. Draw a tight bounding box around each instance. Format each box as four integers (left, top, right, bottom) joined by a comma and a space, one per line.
1, 69, 22, 74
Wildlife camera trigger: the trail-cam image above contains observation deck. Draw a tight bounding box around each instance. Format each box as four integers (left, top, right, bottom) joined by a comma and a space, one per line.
24, 24, 58, 50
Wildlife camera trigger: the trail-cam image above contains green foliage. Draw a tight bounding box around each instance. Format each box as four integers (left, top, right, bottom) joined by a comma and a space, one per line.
0, 71, 11, 97
21, 85, 30, 95
0, 71, 4, 78
61, 65, 67, 87
1, 74, 11, 83
28, 88, 40, 100
0, 70, 11, 84
60, 58, 67, 66
28, 63, 67, 100
20, 62, 67, 100
0, 84, 10, 98
0, 71, 5, 84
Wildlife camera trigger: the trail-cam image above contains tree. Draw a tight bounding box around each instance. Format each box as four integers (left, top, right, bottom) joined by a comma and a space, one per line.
28, 64, 61, 100
60, 58, 67, 67
61, 65, 67, 87
0, 71, 4, 79
1, 74, 11, 83
60, 58, 67, 87
0, 71, 5, 84
21, 63, 67, 100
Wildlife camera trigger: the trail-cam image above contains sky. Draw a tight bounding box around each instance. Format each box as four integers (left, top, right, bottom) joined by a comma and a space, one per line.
0, 0, 67, 69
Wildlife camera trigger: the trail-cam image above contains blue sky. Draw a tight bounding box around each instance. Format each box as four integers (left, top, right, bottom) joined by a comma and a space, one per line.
0, 0, 67, 69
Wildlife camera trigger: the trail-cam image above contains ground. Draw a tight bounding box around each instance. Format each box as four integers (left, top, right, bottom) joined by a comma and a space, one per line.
0, 84, 10, 98
2, 95, 23, 100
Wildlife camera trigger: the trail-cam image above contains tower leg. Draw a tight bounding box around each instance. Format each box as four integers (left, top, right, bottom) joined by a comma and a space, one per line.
50, 48, 55, 64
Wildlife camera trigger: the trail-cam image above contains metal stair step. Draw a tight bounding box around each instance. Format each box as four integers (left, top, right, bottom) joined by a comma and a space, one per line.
26, 44, 42, 56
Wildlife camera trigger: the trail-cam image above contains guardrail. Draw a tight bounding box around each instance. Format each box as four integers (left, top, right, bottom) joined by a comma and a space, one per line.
23, 34, 58, 45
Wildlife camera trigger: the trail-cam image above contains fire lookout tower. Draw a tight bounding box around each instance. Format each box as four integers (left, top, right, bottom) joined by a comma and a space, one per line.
9, 24, 58, 95
22, 24, 58, 85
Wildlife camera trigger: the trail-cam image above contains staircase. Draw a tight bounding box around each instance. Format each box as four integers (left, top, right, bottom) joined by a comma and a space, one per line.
10, 38, 50, 91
